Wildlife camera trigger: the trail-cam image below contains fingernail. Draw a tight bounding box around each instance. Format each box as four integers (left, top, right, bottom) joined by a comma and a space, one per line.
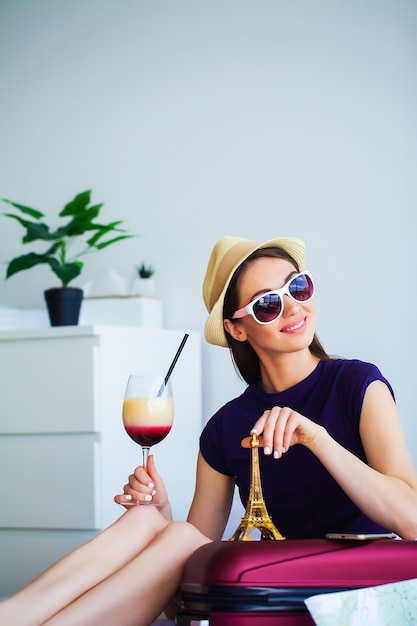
144, 495, 152, 501
264, 446, 271, 455
282, 447, 286, 454
151, 489, 157, 496
148, 482, 155, 489
250, 428, 257, 434
273, 450, 279, 459
125, 494, 132, 500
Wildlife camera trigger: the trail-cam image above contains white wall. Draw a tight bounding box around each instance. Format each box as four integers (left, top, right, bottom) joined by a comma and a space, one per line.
0, 1, 416, 466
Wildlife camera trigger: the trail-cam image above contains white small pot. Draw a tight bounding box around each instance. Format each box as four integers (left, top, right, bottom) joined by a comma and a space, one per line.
131, 277, 155, 297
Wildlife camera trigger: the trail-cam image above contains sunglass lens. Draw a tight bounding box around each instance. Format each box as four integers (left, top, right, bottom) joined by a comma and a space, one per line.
289, 273, 314, 301
253, 293, 282, 322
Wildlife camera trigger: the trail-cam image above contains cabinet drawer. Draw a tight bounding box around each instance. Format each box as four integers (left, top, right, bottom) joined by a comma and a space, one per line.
0, 434, 100, 529
0, 336, 98, 433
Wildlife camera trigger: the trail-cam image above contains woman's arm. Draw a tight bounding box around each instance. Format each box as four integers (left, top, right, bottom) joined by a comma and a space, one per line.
346, 380, 417, 538
187, 452, 235, 540
309, 381, 417, 539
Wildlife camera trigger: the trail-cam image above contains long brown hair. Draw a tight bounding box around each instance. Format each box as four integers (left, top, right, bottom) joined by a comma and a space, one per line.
223, 247, 329, 384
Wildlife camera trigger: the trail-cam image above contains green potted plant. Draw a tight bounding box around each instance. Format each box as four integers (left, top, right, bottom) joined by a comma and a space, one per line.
133, 263, 155, 297
137, 263, 154, 279
2, 189, 134, 326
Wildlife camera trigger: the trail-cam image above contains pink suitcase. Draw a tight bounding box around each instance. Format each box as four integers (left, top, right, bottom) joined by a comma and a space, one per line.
176, 538, 417, 625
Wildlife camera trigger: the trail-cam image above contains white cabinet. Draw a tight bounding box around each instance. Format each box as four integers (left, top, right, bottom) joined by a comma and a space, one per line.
0, 325, 202, 596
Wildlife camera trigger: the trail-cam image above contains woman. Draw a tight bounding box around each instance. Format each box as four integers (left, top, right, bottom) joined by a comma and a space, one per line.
192, 236, 417, 540
1, 235, 416, 626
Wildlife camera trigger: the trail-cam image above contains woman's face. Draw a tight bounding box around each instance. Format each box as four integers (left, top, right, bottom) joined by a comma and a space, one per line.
225, 256, 316, 356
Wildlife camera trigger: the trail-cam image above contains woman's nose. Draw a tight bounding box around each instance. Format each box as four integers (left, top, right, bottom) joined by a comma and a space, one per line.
282, 293, 300, 317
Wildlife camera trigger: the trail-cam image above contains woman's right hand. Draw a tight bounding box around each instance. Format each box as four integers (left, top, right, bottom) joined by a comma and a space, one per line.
114, 455, 172, 520
241, 405, 325, 458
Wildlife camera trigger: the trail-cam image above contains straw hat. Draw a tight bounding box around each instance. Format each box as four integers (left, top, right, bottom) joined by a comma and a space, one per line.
203, 236, 306, 347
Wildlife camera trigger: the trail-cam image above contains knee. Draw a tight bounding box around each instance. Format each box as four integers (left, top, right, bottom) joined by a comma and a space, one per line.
110, 502, 168, 536
163, 521, 211, 551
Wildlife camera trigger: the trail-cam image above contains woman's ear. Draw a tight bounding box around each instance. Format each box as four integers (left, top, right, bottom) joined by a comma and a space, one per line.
224, 319, 247, 342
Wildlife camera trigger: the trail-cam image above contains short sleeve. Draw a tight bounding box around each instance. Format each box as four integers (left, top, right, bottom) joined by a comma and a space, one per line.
200, 409, 234, 476
343, 361, 395, 421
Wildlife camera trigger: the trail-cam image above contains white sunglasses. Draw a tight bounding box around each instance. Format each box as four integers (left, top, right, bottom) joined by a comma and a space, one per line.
231, 271, 315, 325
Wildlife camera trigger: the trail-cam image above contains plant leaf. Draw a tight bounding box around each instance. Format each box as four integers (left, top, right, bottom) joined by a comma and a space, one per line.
94, 235, 134, 250
2, 199, 44, 219
85, 222, 127, 246
47, 258, 83, 286
93, 220, 124, 229
5, 252, 49, 278
60, 190, 92, 216
23, 223, 54, 242
65, 207, 103, 235
3, 213, 36, 230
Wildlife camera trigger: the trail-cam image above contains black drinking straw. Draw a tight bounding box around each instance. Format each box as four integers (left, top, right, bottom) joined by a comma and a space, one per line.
158, 333, 189, 396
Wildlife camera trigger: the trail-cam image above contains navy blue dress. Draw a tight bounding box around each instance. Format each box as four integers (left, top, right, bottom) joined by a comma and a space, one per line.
200, 359, 394, 538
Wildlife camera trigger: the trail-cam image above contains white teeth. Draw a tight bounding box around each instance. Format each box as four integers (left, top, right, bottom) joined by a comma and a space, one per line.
285, 319, 304, 332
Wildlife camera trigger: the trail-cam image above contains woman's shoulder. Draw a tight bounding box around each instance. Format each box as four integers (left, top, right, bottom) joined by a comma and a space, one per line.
320, 358, 394, 397
321, 357, 384, 378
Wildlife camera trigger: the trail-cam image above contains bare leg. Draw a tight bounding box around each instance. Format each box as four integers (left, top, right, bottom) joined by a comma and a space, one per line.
44, 520, 211, 626
0, 506, 169, 626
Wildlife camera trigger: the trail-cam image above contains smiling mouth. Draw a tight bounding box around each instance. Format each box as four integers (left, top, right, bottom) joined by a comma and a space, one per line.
281, 317, 306, 333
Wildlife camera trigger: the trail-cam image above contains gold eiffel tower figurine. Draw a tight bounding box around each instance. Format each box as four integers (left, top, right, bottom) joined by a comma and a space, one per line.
230, 432, 285, 541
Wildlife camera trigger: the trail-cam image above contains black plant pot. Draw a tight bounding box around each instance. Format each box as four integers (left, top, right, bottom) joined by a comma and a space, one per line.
44, 287, 83, 326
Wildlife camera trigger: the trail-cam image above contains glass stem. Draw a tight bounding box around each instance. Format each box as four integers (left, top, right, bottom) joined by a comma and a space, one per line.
142, 446, 150, 470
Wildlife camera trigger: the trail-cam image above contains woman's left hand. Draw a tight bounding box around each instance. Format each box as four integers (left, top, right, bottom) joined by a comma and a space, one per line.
114, 455, 172, 519
241, 405, 324, 458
